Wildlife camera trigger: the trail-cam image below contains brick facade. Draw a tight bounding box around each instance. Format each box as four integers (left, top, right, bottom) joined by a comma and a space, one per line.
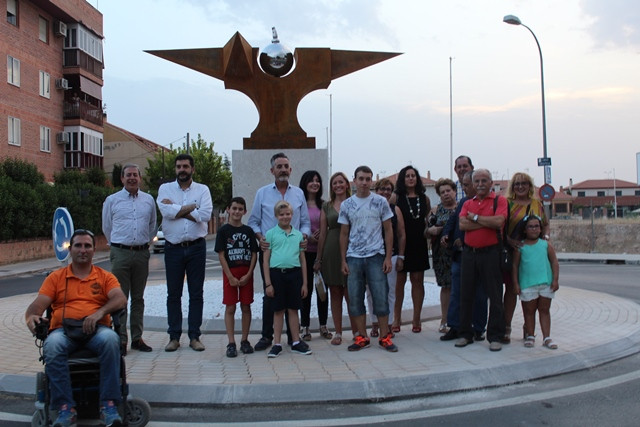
1, 0, 103, 181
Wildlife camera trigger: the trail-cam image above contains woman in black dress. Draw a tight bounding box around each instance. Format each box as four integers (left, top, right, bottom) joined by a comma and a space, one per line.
392, 166, 431, 333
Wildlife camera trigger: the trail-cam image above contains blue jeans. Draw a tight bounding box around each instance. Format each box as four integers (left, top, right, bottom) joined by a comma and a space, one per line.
164, 239, 206, 340
347, 254, 389, 317
447, 259, 488, 332
44, 326, 120, 409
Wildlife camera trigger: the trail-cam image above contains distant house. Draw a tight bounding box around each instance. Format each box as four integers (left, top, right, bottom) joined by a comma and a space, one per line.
103, 120, 169, 186
563, 179, 640, 218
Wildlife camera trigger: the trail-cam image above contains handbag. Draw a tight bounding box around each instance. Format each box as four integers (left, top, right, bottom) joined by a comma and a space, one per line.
314, 272, 327, 302
494, 196, 512, 273
62, 317, 94, 342
61, 278, 96, 342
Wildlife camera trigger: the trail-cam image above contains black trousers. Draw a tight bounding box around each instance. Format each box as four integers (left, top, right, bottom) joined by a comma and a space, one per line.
459, 245, 505, 342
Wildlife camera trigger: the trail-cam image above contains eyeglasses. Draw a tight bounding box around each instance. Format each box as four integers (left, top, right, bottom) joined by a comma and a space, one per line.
526, 224, 541, 229
513, 181, 530, 187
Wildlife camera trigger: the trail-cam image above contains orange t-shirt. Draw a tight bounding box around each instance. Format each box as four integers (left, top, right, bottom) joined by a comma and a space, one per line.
38, 265, 121, 330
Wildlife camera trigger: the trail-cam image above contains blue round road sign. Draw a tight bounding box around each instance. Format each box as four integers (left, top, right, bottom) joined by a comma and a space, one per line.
539, 184, 556, 201
52, 207, 74, 262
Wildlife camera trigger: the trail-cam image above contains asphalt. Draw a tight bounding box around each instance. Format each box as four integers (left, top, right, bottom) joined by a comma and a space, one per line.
1, 252, 639, 406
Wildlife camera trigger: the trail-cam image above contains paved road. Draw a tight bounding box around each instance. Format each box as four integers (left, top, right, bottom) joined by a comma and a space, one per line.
1, 262, 639, 426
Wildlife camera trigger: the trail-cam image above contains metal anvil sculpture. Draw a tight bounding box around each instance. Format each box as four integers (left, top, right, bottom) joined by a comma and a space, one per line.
146, 32, 401, 149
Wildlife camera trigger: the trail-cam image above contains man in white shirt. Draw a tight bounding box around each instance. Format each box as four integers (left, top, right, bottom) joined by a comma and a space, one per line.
339, 165, 398, 352
157, 154, 213, 352
102, 164, 156, 354
248, 152, 310, 351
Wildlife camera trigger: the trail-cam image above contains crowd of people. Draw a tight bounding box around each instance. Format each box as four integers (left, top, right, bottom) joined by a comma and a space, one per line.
24, 151, 561, 426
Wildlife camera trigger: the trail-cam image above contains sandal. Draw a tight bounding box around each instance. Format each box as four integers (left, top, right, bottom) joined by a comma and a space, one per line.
543, 337, 558, 350
330, 333, 342, 346
320, 325, 333, 339
524, 336, 535, 348
412, 325, 422, 333
391, 325, 401, 333
438, 323, 448, 333
501, 326, 512, 344
388, 325, 395, 338
301, 327, 312, 341
370, 324, 379, 338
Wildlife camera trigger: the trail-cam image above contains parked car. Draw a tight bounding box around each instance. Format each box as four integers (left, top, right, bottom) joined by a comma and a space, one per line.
152, 225, 165, 253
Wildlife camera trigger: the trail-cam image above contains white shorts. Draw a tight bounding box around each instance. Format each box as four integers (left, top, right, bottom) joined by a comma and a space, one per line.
520, 284, 555, 302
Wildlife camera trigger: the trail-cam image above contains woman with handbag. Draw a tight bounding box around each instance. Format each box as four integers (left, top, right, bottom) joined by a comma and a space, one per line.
425, 178, 457, 333
314, 172, 355, 345
502, 172, 550, 343
299, 171, 331, 341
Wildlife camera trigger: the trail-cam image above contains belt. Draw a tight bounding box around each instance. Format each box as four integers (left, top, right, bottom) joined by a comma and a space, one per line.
111, 243, 149, 251
463, 244, 498, 253
166, 237, 205, 247
271, 266, 301, 274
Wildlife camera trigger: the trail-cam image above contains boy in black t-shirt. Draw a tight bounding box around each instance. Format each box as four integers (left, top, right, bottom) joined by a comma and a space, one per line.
214, 197, 259, 357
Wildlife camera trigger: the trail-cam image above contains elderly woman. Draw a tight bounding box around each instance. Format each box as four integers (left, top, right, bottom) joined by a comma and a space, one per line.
392, 165, 431, 333
426, 178, 457, 333
502, 172, 550, 343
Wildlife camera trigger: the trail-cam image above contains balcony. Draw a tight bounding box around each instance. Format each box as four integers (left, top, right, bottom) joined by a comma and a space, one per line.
64, 99, 103, 126
63, 49, 103, 79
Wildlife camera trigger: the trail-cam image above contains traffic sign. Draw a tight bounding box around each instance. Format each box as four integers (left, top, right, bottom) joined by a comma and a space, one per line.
52, 207, 74, 262
538, 184, 556, 201
537, 157, 552, 166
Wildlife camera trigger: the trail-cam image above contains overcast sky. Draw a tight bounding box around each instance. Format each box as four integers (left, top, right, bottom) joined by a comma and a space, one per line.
92, 0, 640, 188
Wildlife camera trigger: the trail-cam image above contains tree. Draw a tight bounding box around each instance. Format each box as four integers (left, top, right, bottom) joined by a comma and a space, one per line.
144, 135, 232, 209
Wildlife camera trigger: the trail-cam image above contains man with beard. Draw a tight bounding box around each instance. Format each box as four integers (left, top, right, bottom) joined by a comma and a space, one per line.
248, 152, 310, 351
102, 164, 157, 354
157, 154, 213, 352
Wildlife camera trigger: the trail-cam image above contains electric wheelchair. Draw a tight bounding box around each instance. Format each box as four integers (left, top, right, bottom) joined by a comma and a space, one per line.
31, 309, 151, 426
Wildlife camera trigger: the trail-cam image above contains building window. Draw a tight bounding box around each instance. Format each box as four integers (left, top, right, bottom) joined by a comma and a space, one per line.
64, 25, 103, 62
7, 0, 18, 26
597, 191, 605, 197
8, 116, 21, 146
39, 16, 48, 43
39, 70, 50, 98
40, 126, 51, 152
615, 190, 622, 197
7, 55, 20, 86
636, 190, 640, 196
577, 191, 585, 197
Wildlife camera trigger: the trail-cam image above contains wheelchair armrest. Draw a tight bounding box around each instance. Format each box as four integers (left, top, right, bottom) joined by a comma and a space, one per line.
111, 308, 125, 329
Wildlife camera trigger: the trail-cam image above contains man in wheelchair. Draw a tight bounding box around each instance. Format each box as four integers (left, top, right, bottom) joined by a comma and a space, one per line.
25, 229, 127, 427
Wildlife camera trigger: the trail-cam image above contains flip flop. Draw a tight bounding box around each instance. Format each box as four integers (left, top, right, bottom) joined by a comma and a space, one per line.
330, 333, 342, 345
412, 325, 422, 333
391, 325, 401, 333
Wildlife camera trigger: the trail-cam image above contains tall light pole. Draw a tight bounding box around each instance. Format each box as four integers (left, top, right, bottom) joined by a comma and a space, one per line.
449, 57, 454, 180
503, 15, 550, 186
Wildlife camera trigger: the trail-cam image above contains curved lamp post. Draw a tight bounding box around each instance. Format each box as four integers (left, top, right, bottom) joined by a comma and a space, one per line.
503, 15, 550, 186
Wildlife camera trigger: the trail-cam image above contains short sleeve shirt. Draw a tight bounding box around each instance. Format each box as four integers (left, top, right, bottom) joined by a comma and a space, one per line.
460, 192, 508, 248
265, 226, 303, 268
39, 265, 121, 330
214, 224, 258, 268
338, 193, 393, 258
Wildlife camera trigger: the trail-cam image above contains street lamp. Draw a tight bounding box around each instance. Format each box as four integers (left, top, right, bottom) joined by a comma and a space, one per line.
503, 14, 550, 186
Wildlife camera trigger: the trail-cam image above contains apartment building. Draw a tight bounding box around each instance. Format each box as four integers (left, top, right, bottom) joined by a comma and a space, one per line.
1, 0, 103, 181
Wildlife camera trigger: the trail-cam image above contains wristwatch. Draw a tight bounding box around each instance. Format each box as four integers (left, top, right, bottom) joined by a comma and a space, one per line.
473, 214, 479, 223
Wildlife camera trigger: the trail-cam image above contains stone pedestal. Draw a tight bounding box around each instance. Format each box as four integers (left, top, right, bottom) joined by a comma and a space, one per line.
232, 149, 329, 217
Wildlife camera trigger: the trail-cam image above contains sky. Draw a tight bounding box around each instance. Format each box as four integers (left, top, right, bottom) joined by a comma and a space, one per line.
91, 0, 640, 188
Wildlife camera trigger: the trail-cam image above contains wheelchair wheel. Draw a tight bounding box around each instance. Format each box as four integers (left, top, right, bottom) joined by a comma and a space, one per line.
125, 397, 151, 427
31, 409, 47, 427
